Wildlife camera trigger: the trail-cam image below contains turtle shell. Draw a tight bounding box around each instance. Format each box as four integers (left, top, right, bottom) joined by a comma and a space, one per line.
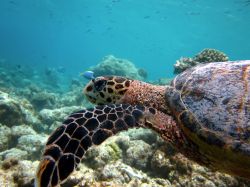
165, 60, 250, 177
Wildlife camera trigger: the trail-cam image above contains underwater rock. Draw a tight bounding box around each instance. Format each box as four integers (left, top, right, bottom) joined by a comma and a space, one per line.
64, 161, 172, 187
0, 148, 28, 161
99, 161, 147, 184
39, 106, 82, 132
174, 48, 229, 74
150, 148, 246, 187
0, 91, 25, 127
30, 91, 56, 110
17, 134, 47, 160
0, 91, 41, 130
11, 124, 36, 137
89, 55, 146, 80
120, 128, 158, 145
0, 124, 11, 152
124, 140, 153, 170
68, 161, 172, 187
84, 137, 123, 169
20, 103, 42, 131
12, 160, 37, 187
151, 149, 175, 177
43, 67, 60, 89
0, 159, 38, 187
10, 125, 40, 154
84, 143, 122, 169
62, 164, 96, 187
48, 121, 62, 133
0, 63, 37, 91
1, 157, 19, 170
151, 145, 193, 178
58, 87, 87, 107
83, 129, 155, 171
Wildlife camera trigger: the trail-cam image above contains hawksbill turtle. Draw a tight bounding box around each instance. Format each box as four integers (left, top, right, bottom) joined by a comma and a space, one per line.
35, 60, 250, 187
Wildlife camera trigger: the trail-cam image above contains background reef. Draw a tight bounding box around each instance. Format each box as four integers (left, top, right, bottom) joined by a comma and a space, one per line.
0, 54, 250, 187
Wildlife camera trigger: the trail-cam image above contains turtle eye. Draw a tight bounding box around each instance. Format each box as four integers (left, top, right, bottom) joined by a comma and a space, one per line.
94, 79, 107, 91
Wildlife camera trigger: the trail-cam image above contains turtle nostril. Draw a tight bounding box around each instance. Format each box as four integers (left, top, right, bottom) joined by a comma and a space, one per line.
94, 80, 107, 91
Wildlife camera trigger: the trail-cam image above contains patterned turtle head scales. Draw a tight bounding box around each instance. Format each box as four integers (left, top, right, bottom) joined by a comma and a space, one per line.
83, 76, 131, 105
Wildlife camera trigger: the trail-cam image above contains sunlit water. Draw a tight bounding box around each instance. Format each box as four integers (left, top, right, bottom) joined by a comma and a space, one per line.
0, 0, 249, 80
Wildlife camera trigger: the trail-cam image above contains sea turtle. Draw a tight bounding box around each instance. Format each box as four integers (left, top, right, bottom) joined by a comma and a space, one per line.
35, 60, 250, 187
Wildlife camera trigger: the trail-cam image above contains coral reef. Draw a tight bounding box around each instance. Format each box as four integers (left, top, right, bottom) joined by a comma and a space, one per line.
174, 48, 229, 74
89, 55, 147, 80
78, 129, 249, 187
3, 129, 247, 187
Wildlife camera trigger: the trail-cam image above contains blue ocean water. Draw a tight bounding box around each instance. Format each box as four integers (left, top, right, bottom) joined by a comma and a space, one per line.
0, 0, 250, 80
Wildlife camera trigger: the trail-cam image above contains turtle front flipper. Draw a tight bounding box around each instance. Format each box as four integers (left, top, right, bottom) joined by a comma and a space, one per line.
36, 104, 178, 187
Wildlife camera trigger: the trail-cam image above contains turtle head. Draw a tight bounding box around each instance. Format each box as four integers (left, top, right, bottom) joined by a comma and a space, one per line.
84, 76, 131, 105
84, 76, 168, 114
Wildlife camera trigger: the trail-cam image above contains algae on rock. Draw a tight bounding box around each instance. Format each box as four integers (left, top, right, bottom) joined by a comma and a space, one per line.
0, 124, 11, 152
0, 91, 25, 127
89, 55, 147, 80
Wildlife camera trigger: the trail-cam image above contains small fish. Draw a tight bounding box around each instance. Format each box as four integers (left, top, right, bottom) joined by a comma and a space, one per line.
143, 15, 150, 19
81, 71, 95, 80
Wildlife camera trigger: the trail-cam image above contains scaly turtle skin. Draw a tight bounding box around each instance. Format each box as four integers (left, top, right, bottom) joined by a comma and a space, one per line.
35, 60, 250, 187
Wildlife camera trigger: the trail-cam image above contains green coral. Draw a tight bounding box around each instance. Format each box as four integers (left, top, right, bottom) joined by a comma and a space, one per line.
174, 48, 229, 74
107, 142, 122, 161
194, 48, 229, 63
83, 141, 122, 169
